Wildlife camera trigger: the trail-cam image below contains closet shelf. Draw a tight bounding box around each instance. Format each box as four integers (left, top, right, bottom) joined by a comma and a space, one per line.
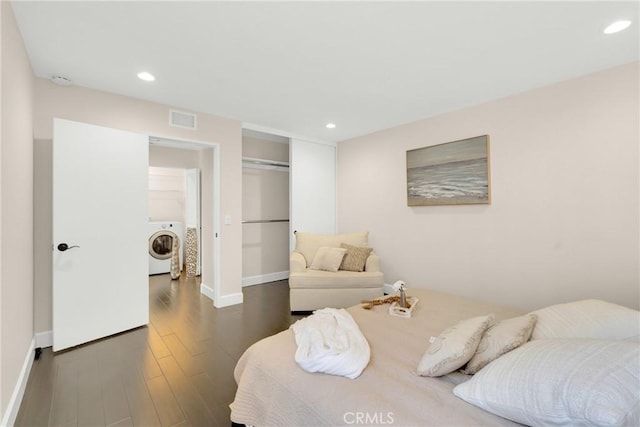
242, 219, 290, 224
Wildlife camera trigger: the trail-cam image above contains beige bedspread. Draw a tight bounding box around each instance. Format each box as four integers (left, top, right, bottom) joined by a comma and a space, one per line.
230, 288, 524, 426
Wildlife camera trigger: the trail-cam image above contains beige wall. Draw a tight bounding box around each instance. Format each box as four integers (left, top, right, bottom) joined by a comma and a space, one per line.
149, 144, 200, 169
33, 140, 51, 334
337, 62, 640, 311
242, 137, 290, 281
1, 1, 34, 419
32, 77, 243, 335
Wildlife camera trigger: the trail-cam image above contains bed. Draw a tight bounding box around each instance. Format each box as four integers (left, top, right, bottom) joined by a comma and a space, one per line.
230, 288, 640, 426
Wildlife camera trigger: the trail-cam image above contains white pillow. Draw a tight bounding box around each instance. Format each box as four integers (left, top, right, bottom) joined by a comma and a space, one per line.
462, 314, 537, 375
453, 339, 640, 427
417, 314, 494, 377
309, 247, 347, 272
530, 299, 640, 341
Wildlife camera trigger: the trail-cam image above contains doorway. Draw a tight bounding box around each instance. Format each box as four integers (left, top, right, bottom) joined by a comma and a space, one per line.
148, 136, 220, 302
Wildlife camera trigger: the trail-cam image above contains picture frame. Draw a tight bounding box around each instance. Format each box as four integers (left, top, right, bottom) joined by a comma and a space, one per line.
407, 135, 491, 206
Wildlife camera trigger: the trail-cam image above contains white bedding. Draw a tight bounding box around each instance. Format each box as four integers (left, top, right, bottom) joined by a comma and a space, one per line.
230, 288, 524, 426
292, 308, 370, 379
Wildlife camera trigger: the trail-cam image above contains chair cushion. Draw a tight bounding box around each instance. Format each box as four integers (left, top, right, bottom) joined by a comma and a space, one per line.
289, 269, 384, 289
295, 231, 369, 268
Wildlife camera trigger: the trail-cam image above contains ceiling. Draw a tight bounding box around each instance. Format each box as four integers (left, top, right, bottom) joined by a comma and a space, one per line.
11, 1, 639, 143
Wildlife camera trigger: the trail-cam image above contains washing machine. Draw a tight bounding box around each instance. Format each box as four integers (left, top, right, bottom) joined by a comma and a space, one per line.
149, 221, 184, 275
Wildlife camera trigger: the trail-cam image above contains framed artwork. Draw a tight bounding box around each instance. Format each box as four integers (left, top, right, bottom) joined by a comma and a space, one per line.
407, 135, 490, 206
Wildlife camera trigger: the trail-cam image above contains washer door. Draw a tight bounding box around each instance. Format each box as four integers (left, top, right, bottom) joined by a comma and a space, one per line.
149, 231, 178, 260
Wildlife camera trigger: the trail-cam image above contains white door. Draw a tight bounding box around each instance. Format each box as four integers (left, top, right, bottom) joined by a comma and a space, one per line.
289, 138, 337, 252
185, 168, 201, 275
53, 118, 149, 351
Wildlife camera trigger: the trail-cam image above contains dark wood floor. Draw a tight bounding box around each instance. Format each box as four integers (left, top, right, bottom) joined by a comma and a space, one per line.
16, 274, 304, 427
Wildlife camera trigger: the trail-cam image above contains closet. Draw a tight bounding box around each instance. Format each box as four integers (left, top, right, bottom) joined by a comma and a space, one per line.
242, 130, 290, 286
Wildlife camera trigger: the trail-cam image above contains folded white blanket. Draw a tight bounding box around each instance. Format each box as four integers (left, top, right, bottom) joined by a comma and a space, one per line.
291, 308, 370, 379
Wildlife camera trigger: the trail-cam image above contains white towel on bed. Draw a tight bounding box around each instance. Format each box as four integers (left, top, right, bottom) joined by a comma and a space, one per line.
291, 308, 370, 379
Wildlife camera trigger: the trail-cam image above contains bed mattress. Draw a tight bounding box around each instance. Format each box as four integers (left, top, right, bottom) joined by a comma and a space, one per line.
230, 288, 524, 426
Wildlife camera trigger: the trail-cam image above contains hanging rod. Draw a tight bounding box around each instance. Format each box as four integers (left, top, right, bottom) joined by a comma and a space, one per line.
242, 219, 290, 224
242, 157, 289, 168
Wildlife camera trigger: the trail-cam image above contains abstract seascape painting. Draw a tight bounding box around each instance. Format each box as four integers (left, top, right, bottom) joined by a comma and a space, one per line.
407, 135, 490, 206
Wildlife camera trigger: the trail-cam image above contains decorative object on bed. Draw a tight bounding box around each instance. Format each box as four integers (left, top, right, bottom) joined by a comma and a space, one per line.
291, 308, 370, 379
453, 339, 640, 426
360, 293, 419, 317
392, 280, 407, 307
389, 296, 419, 318
529, 299, 640, 341
417, 314, 494, 377
360, 294, 408, 310
461, 313, 537, 375
407, 134, 491, 206
289, 231, 384, 312
385, 279, 418, 318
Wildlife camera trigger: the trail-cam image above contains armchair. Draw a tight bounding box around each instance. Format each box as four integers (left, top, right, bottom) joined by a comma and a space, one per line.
289, 231, 384, 312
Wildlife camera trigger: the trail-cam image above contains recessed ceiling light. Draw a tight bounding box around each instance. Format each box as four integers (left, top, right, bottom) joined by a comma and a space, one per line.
326, 123, 336, 129
137, 71, 155, 82
604, 20, 632, 34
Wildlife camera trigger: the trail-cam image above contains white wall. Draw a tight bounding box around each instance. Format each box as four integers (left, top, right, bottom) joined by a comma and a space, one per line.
1, 1, 35, 422
337, 62, 640, 311
148, 166, 186, 222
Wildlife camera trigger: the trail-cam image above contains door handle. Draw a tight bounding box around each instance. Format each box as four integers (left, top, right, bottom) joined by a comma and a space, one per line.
57, 243, 80, 252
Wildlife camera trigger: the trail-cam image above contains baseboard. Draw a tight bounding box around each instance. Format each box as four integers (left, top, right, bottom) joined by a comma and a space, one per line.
35, 330, 53, 348
215, 292, 244, 308
242, 271, 289, 287
1, 338, 35, 427
200, 284, 243, 308
200, 282, 215, 302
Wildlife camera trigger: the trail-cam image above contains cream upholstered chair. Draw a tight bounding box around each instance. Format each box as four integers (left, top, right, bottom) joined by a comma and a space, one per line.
289, 231, 384, 312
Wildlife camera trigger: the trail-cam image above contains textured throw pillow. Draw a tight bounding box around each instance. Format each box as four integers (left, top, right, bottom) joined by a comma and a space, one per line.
453, 339, 640, 427
417, 314, 494, 377
462, 314, 537, 375
339, 243, 373, 272
309, 247, 347, 272
530, 299, 640, 341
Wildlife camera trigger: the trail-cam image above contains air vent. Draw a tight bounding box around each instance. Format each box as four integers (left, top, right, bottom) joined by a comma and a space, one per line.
50, 75, 73, 86
169, 110, 197, 130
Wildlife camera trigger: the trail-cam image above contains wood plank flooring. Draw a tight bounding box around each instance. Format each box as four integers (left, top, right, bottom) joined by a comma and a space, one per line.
16, 274, 304, 427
